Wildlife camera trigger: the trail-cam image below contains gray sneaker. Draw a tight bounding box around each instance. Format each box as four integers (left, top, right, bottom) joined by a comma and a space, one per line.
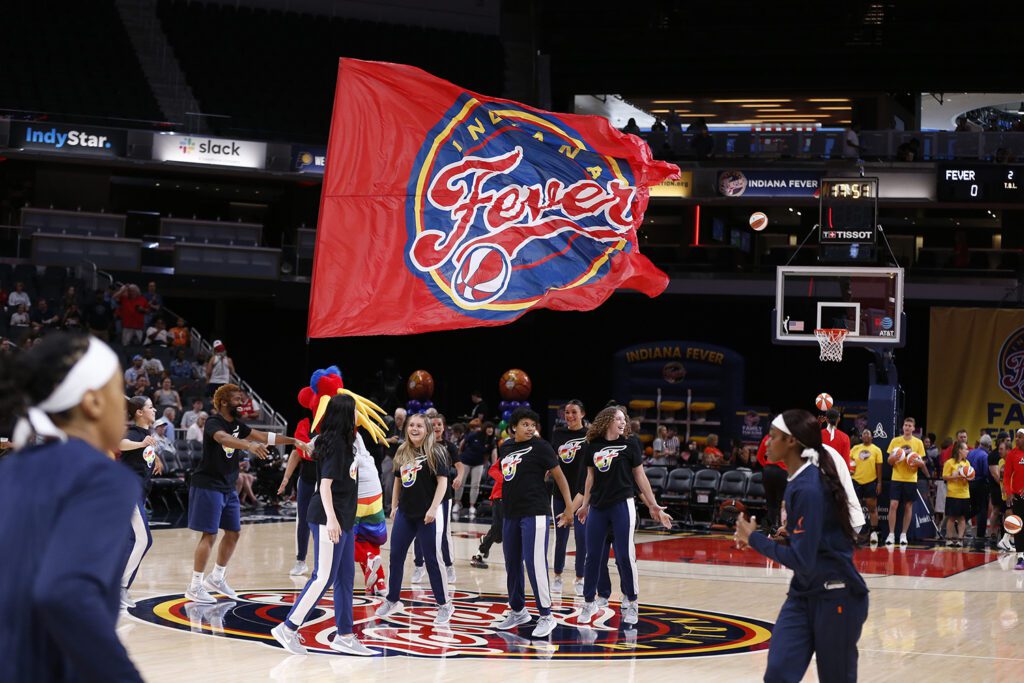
533, 614, 556, 638
203, 575, 238, 599
411, 566, 427, 584
621, 600, 639, 625
446, 565, 457, 583
289, 561, 308, 576
375, 599, 404, 617
596, 596, 609, 607
578, 601, 599, 625
496, 609, 531, 630
271, 623, 307, 655
185, 583, 217, 604
330, 634, 375, 656
120, 588, 136, 609
551, 576, 563, 593
433, 602, 455, 626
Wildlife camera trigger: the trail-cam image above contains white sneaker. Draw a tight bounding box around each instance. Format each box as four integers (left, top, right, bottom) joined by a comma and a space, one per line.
621, 600, 639, 625
468, 506, 477, 518
446, 566, 457, 583
551, 576, 563, 593
884, 533, 895, 545
433, 602, 455, 626
271, 623, 307, 655
204, 575, 238, 599
596, 596, 609, 607
120, 588, 136, 609
496, 609, 531, 630
367, 554, 382, 576
330, 634, 375, 656
573, 578, 584, 596
452, 503, 462, 515
869, 531, 879, 544
578, 602, 599, 625
289, 561, 308, 576
533, 614, 556, 638
185, 583, 217, 604
375, 600, 404, 617
411, 566, 427, 584
899, 534, 909, 546
999, 535, 1015, 552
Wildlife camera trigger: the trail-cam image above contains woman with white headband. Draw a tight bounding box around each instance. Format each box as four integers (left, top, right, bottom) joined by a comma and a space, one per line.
735, 409, 868, 683
0, 333, 143, 682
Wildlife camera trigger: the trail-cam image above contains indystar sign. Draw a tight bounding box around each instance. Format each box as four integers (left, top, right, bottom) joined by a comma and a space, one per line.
152, 133, 267, 169
9, 122, 126, 157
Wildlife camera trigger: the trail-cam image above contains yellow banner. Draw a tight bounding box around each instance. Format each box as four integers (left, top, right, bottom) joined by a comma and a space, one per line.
650, 171, 693, 198
928, 308, 1024, 437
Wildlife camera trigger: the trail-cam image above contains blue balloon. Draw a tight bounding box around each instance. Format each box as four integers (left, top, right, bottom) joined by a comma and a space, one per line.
502, 409, 512, 421
509, 401, 520, 409
407, 400, 421, 413
521, 401, 530, 410
422, 400, 434, 410
498, 401, 510, 412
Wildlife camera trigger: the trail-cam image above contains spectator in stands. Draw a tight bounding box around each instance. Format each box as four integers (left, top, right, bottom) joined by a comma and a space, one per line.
143, 281, 163, 328
654, 426, 681, 463
843, 122, 864, 160
237, 459, 260, 509
238, 392, 261, 422
169, 317, 190, 348
186, 412, 207, 445
629, 418, 642, 440
170, 349, 192, 382
735, 445, 756, 469
30, 299, 60, 334
9, 304, 29, 329
87, 290, 113, 341
648, 119, 667, 156
153, 417, 176, 465
205, 340, 234, 396
60, 285, 79, 312
141, 347, 164, 377
895, 137, 921, 162
131, 375, 151, 399
191, 351, 208, 382
113, 284, 148, 346
924, 433, 939, 472
729, 438, 747, 468
665, 112, 684, 155
182, 398, 205, 431
153, 377, 183, 418
161, 407, 177, 428
703, 434, 725, 469
466, 389, 488, 422
967, 434, 993, 542
61, 303, 83, 331
680, 440, 700, 467
691, 126, 714, 160
621, 118, 641, 136
124, 355, 146, 385
145, 318, 170, 347
7, 281, 30, 311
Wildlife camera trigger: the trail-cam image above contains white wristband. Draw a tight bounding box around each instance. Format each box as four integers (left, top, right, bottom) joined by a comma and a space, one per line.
268, 432, 277, 446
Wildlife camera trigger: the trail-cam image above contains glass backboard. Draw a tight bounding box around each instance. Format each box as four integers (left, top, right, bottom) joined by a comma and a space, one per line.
773, 266, 905, 347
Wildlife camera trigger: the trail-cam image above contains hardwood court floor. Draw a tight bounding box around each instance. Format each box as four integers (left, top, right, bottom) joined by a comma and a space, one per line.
121, 519, 1024, 682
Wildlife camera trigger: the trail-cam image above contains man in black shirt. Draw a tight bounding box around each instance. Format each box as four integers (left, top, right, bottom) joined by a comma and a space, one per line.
495, 408, 573, 638
185, 383, 310, 604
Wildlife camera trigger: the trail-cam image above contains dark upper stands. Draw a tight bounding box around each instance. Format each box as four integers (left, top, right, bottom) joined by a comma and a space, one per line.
2, 1, 162, 122
156, 0, 504, 142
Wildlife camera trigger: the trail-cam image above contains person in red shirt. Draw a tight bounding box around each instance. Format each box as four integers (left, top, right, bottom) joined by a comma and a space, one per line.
470, 455, 505, 568
113, 284, 148, 346
821, 409, 852, 472
1002, 429, 1024, 567
756, 433, 788, 533
941, 430, 968, 468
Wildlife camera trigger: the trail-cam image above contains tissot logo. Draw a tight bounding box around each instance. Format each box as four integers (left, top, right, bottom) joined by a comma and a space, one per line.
23, 127, 112, 149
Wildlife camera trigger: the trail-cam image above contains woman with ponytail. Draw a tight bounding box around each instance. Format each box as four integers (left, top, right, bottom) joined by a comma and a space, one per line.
0, 332, 143, 682
118, 396, 162, 609
735, 409, 868, 683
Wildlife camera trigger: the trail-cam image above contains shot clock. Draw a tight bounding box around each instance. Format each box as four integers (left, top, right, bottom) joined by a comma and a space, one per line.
819, 178, 878, 245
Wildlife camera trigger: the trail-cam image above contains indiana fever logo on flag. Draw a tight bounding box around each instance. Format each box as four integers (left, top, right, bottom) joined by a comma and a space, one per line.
308, 59, 679, 337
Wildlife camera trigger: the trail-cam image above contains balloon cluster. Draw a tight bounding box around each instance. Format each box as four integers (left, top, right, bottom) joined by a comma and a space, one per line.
497, 399, 532, 434
405, 399, 435, 414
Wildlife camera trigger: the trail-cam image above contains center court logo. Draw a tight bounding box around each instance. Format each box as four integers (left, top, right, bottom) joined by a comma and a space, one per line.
405, 96, 640, 319
998, 326, 1024, 402
128, 589, 772, 659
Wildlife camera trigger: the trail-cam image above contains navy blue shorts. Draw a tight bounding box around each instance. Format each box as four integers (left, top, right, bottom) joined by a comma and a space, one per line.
888, 480, 917, 504
945, 497, 971, 518
854, 480, 879, 501
189, 486, 241, 534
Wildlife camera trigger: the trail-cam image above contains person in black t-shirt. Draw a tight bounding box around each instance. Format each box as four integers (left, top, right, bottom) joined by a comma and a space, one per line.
494, 408, 574, 639
271, 394, 375, 656
577, 406, 672, 627
117, 396, 162, 609
412, 414, 460, 583
185, 383, 310, 605
550, 399, 590, 595
375, 413, 454, 625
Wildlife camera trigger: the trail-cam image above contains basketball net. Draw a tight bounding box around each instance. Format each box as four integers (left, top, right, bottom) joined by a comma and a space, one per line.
814, 328, 848, 362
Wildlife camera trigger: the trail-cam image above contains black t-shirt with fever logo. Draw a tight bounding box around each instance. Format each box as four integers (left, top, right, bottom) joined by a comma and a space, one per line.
582, 436, 643, 510
551, 427, 588, 498
192, 414, 252, 492
499, 436, 559, 518
395, 447, 450, 519
120, 424, 157, 487
307, 435, 359, 531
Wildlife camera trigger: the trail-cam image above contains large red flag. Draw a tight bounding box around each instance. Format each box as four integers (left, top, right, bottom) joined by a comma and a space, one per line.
308, 59, 678, 337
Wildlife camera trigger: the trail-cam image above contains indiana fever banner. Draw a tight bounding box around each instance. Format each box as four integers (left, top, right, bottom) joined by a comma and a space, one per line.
307, 59, 678, 337
927, 307, 1024, 436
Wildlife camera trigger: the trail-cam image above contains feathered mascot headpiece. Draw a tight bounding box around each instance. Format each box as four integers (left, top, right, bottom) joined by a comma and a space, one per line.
305, 365, 388, 444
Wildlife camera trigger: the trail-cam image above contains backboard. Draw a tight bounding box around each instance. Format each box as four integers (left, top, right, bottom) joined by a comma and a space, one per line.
772, 266, 905, 347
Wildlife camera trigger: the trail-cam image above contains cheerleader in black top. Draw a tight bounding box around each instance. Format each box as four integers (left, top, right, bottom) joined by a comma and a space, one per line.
735, 409, 869, 683
118, 396, 162, 609
576, 406, 672, 626
550, 399, 589, 595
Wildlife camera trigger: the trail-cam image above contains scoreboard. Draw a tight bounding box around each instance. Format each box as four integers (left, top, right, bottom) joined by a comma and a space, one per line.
937, 163, 1024, 202
819, 178, 878, 245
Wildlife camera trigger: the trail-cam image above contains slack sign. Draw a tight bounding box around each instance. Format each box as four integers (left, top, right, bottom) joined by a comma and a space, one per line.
152, 133, 267, 169
10, 122, 126, 157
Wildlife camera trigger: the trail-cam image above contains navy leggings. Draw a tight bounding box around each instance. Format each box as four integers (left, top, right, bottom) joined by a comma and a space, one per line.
414, 499, 452, 567
583, 499, 637, 602
285, 523, 356, 634
502, 515, 552, 616
764, 589, 869, 683
552, 496, 586, 577
388, 509, 449, 605
295, 477, 315, 561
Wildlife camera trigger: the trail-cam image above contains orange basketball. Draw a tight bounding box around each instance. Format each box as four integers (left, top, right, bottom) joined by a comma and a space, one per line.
1005, 514, 1023, 535
499, 368, 532, 401
907, 452, 923, 467
749, 211, 768, 231
406, 370, 435, 401
645, 446, 654, 456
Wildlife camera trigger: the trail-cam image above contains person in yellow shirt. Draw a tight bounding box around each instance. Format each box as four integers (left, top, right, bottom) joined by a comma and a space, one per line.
851, 428, 884, 544
885, 417, 929, 546
942, 442, 974, 547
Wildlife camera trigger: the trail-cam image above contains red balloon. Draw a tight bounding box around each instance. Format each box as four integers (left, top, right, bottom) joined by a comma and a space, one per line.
499, 368, 532, 401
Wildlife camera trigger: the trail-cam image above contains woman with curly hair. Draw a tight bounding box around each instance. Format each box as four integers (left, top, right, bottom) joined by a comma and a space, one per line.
576, 405, 672, 626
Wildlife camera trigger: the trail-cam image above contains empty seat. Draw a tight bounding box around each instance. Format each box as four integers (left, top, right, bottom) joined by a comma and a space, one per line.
662, 467, 694, 508
718, 469, 750, 499
691, 468, 722, 521
743, 471, 767, 513
644, 466, 668, 495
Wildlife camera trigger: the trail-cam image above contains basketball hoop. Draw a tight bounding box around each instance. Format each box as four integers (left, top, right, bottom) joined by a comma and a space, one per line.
814, 328, 848, 362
